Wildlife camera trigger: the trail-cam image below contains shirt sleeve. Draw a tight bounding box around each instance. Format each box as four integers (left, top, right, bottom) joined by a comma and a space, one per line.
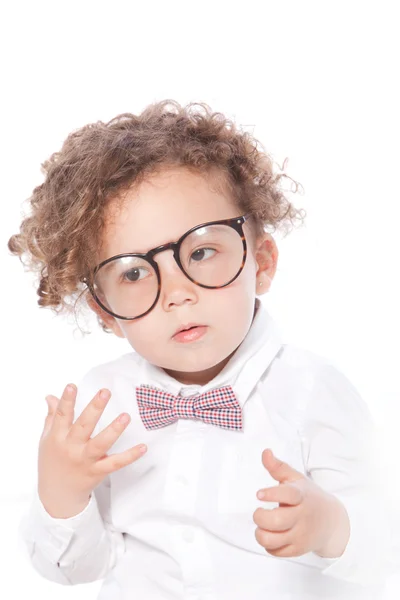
299, 363, 394, 586
18, 368, 125, 585
18, 476, 124, 585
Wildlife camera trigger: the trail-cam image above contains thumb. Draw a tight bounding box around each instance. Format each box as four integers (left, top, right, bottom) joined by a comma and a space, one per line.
262, 448, 305, 484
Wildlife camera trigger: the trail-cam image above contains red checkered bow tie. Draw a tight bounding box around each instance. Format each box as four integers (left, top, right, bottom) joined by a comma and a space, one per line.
135, 384, 243, 431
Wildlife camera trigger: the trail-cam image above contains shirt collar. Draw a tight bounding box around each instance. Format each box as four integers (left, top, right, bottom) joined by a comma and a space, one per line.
138, 298, 284, 407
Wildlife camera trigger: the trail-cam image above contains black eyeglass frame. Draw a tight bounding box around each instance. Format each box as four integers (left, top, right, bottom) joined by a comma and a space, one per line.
82, 213, 252, 321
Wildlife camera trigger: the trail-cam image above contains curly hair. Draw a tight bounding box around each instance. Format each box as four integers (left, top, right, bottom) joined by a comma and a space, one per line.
7, 99, 306, 333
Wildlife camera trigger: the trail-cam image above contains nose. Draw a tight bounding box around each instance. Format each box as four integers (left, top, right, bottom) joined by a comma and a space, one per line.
154, 250, 198, 310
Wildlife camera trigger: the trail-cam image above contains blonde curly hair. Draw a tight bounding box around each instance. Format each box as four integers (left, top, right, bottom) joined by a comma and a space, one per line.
8, 100, 306, 333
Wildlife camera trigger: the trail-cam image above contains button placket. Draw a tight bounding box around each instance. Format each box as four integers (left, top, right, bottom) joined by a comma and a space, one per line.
162, 422, 204, 514
178, 526, 215, 595
161, 388, 215, 595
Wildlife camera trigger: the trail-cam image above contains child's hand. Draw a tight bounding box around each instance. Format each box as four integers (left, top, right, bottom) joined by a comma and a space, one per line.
253, 449, 350, 559
38, 384, 147, 518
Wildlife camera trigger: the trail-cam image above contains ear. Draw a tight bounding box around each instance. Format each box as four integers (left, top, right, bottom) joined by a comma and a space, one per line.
253, 233, 278, 294
86, 296, 126, 338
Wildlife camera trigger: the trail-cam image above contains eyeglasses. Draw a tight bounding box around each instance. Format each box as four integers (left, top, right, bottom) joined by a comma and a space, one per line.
82, 214, 251, 320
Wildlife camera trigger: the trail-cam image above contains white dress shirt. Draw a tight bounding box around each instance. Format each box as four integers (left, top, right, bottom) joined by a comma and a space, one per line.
19, 299, 392, 599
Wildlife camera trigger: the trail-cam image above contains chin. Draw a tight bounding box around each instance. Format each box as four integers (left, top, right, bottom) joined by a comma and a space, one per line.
163, 357, 218, 373
169, 348, 235, 375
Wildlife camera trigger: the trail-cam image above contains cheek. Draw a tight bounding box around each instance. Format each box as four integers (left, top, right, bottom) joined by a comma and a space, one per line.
202, 280, 254, 315
221, 258, 257, 304
119, 320, 157, 352
243, 250, 258, 279
204, 287, 256, 340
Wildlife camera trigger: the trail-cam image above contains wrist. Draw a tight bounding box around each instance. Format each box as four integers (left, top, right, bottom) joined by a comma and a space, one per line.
38, 488, 91, 519
315, 495, 350, 559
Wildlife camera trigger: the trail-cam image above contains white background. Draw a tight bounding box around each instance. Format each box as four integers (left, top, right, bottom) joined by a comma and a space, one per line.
1, 0, 399, 597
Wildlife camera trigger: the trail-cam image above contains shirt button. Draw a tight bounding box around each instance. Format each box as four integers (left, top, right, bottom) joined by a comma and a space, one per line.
182, 527, 195, 543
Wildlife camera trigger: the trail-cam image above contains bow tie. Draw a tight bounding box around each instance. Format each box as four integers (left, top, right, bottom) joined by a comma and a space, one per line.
135, 384, 243, 431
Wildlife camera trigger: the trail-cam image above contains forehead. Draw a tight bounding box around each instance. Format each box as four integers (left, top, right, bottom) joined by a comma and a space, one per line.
100, 167, 240, 259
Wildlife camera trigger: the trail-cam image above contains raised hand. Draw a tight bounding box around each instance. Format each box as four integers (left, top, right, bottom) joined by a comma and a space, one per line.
253, 449, 350, 558
38, 383, 147, 518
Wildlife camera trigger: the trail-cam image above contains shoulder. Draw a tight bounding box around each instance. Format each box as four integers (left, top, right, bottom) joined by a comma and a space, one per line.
273, 343, 361, 394
265, 342, 336, 397
265, 343, 372, 427
278, 344, 374, 437
275, 342, 334, 371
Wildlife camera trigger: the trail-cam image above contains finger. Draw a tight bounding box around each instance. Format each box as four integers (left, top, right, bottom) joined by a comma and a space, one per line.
85, 410, 133, 460
262, 448, 304, 484
92, 443, 148, 476
257, 483, 303, 506
266, 544, 297, 557
51, 384, 77, 435
44, 395, 59, 420
253, 505, 298, 532
255, 526, 292, 551
40, 395, 59, 439
267, 544, 301, 558
69, 388, 111, 443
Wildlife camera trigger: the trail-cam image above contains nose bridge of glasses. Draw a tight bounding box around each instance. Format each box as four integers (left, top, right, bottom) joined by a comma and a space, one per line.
148, 239, 178, 260
149, 240, 185, 277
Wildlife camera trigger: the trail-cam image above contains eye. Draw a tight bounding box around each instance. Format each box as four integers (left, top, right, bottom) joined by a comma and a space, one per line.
121, 267, 150, 282
190, 247, 216, 262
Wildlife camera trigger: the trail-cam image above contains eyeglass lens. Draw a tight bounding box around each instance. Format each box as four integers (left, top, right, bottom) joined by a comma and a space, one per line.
92, 223, 245, 319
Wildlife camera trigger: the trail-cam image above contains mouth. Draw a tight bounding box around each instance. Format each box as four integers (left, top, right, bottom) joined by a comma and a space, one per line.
172, 323, 208, 343
173, 323, 204, 336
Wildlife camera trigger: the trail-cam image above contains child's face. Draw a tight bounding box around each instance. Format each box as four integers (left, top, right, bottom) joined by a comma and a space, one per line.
88, 167, 278, 385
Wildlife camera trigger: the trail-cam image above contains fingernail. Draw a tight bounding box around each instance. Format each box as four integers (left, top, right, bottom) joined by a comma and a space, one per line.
138, 444, 147, 454
118, 413, 130, 424
257, 491, 265, 500
100, 389, 109, 400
